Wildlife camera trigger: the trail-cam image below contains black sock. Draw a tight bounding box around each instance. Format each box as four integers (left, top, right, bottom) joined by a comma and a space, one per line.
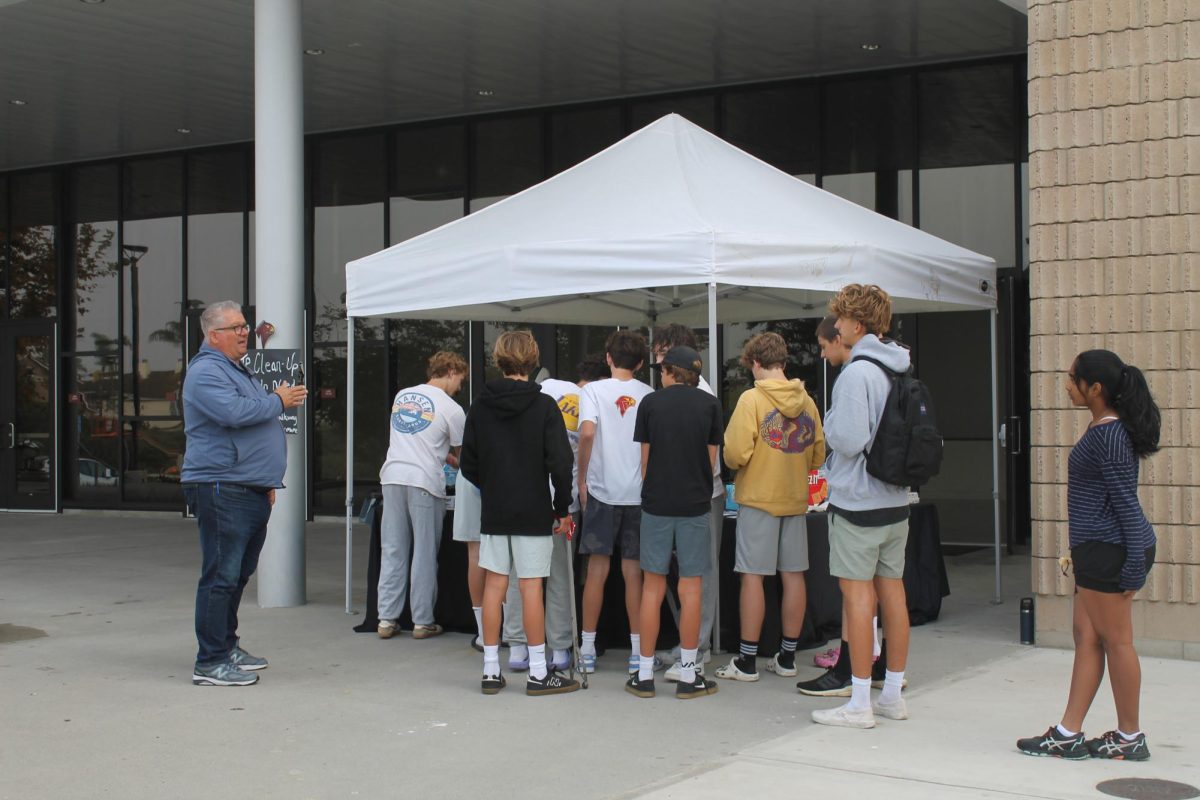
737, 640, 758, 673
832, 639, 851, 679
777, 637, 798, 668
872, 638, 888, 679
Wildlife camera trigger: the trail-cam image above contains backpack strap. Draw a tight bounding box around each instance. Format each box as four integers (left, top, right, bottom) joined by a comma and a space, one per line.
850, 354, 903, 378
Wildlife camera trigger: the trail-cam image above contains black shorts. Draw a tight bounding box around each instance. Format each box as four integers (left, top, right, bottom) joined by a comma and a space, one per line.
1072, 541, 1156, 594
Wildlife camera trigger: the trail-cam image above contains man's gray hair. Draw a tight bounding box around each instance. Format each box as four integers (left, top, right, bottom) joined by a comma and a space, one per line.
200, 301, 243, 336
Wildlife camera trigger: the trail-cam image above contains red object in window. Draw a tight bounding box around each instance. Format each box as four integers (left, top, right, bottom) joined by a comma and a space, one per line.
319, 388, 336, 400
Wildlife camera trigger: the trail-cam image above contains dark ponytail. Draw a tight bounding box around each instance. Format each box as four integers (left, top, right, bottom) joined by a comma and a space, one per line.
1073, 349, 1161, 457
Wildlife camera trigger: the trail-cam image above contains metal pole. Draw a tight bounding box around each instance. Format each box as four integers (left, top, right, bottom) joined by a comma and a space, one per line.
254, 0, 306, 607
707, 281, 721, 654
345, 317, 356, 614
990, 308, 1002, 605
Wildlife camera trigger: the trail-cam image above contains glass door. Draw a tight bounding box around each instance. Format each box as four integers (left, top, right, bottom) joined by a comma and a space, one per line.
0, 321, 58, 511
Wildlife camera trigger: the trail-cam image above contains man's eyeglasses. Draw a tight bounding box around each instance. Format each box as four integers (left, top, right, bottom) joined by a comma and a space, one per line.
213, 324, 250, 335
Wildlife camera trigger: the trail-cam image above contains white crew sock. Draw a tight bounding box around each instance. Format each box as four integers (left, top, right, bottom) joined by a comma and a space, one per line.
872, 616, 881, 658
847, 676, 872, 711
630, 633, 641, 662
529, 644, 548, 680
581, 631, 597, 656
483, 645, 500, 678
638, 655, 655, 682
679, 647, 698, 684
1057, 723, 1079, 737
472, 606, 483, 640
551, 648, 570, 668
879, 670, 905, 704
510, 643, 529, 664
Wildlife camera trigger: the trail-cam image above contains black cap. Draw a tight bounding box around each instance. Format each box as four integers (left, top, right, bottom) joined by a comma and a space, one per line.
650, 345, 703, 373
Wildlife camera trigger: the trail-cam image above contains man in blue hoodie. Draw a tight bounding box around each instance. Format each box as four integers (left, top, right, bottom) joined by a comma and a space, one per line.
182, 301, 307, 686
811, 284, 911, 729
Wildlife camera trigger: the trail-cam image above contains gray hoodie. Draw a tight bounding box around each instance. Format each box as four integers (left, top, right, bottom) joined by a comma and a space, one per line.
824, 333, 911, 512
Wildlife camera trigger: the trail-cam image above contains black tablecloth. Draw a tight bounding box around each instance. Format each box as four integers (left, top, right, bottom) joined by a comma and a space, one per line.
354, 494, 949, 654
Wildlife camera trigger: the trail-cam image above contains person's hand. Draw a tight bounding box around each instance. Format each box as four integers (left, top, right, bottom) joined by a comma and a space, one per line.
274, 382, 308, 409
554, 516, 574, 538
577, 480, 588, 511
267, 489, 276, 506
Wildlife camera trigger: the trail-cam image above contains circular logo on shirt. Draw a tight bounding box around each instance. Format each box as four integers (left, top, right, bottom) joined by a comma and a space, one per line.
391, 392, 436, 435
760, 410, 816, 454
557, 392, 581, 432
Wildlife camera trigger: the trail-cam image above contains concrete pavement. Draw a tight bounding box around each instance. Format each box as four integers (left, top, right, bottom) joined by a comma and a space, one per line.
0, 511, 1194, 799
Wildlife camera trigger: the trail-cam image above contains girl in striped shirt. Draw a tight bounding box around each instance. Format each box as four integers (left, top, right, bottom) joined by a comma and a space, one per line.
1017, 349, 1160, 762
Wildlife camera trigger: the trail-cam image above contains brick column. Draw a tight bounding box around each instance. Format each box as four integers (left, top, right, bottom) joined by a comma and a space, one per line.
1027, 0, 1200, 658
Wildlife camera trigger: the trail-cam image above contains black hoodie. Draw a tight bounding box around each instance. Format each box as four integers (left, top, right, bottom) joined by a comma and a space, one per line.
460, 378, 573, 535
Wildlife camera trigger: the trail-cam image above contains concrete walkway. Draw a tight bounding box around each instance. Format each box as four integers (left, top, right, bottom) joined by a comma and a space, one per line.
0, 512, 1195, 799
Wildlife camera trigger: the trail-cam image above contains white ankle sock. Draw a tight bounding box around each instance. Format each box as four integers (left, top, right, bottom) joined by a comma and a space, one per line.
680, 647, 698, 683
879, 670, 905, 704
551, 648, 570, 667
630, 633, 641, 661
1057, 723, 1078, 737
1118, 729, 1141, 740
638, 654, 655, 682
529, 644, 547, 680
510, 643, 529, 663
847, 676, 872, 711
472, 606, 483, 639
483, 645, 500, 678
581, 631, 597, 655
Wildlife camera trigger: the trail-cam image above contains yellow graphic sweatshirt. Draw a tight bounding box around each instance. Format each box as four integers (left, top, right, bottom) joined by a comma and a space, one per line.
723, 378, 826, 517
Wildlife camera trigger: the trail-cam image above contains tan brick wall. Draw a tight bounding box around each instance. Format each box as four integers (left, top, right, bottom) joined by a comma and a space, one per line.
1027, 0, 1200, 653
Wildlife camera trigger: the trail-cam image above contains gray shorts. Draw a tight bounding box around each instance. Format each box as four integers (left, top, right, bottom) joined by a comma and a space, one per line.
451, 472, 481, 543
734, 505, 809, 575
639, 511, 711, 577
828, 512, 908, 581
580, 497, 641, 559
478, 533, 554, 579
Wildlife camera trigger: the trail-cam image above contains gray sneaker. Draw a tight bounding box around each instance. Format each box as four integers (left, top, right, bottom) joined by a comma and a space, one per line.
229, 645, 268, 671
193, 661, 259, 686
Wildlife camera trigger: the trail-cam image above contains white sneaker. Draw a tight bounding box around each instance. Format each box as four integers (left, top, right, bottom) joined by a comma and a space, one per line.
765, 653, 798, 677
664, 660, 706, 682
377, 619, 399, 639
714, 658, 760, 682
811, 703, 876, 729
873, 695, 908, 720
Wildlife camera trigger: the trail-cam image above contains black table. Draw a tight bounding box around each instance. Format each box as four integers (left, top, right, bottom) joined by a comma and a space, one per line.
355, 493, 948, 654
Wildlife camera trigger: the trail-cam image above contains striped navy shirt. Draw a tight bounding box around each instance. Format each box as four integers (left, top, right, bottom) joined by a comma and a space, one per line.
1067, 420, 1156, 591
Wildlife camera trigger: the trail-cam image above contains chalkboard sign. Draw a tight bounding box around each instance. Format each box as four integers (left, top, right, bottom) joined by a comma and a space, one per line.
241, 349, 303, 435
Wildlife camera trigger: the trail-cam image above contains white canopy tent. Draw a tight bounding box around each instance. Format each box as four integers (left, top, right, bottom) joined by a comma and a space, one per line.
343, 114, 1003, 622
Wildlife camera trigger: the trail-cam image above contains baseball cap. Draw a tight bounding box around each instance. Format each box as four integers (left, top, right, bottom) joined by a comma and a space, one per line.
649, 345, 703, 373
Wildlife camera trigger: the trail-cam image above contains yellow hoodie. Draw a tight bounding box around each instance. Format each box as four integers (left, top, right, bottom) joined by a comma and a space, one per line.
724, 379, 826, 517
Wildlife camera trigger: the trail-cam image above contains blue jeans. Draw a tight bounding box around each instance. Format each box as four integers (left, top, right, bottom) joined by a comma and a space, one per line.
185, 483, 272, 667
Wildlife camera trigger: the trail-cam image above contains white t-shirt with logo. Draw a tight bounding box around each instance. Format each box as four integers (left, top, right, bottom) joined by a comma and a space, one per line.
540, 378, 583, 513
379, 383, 466, 498
579, 376, 653, 506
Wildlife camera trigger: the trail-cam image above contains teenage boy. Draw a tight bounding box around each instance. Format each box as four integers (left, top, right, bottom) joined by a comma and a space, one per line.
503, 356, 610, 673
626, 346, 723, 700
651, 324, 725, 680
716, 332, 825, 683
812, 284, 912, 729
377, 352, 467, 640
460, 331, 578, 696
578, 330, 654, 673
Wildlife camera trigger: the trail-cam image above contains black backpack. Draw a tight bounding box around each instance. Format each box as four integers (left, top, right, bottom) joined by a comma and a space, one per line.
851, 355, 943, 488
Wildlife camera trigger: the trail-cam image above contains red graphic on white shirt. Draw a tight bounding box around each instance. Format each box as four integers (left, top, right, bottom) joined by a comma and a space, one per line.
615, 396, 637, 416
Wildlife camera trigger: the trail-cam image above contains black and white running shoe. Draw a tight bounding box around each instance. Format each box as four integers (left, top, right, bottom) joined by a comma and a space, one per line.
1086, 730, 1150, 761
1016, 726, 1089, 760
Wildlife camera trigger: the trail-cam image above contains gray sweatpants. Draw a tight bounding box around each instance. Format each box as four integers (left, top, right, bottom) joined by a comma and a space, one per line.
504, 529, 573, 650
699, 494, 725, 653
378, 484, 444, 626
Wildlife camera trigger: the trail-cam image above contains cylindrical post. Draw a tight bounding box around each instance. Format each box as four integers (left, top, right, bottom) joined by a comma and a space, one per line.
345, 317, 356, 614
707, 281, 721, 654
990, 308, 1002, 605
254, 0, 306, 607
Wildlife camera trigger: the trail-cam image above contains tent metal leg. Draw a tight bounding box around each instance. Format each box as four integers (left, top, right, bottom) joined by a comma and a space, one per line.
707, 281, 721, 654
990, 309, 1002, 605
345, 316, 356, 615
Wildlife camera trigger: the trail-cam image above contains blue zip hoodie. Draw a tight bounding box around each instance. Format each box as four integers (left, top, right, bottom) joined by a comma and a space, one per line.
181, 343, 288, 487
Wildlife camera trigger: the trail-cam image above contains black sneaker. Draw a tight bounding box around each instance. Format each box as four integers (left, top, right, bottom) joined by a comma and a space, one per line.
1016, 726, 1089, 760
1086, 730, 1150, 761
481, 673, 506, 695
526, 670, 580, 696
796, 669, 852, 697
624, 674, 655, 698
675, 673, 718, 699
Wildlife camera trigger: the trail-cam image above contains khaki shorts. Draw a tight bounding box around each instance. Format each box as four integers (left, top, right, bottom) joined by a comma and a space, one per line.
828, 512, 908, 581
479, 533, 554, 579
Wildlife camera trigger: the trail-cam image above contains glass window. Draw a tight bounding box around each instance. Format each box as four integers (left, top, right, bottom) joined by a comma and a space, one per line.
66, 354, 121, 504
824, 74, 913, 176
549, 106, 624, 174
122, 419, 185, 506
313, 133, 386, 342
71, 165, 120, 352
554, 325, 616, 384
188, 149, 247, 308
0, 175, 7, 317
390, 124, 465, 245
122, 156, 184, 417
9, 171, 59, 319
722, 86, 818, 177
722, 319, 823, 418
630, 94, 716, 132
471, 116, 543, 212
389, 321, 469, 407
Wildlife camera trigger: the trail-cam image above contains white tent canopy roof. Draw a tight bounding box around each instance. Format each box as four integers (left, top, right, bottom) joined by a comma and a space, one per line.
345, 113, 996, 325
